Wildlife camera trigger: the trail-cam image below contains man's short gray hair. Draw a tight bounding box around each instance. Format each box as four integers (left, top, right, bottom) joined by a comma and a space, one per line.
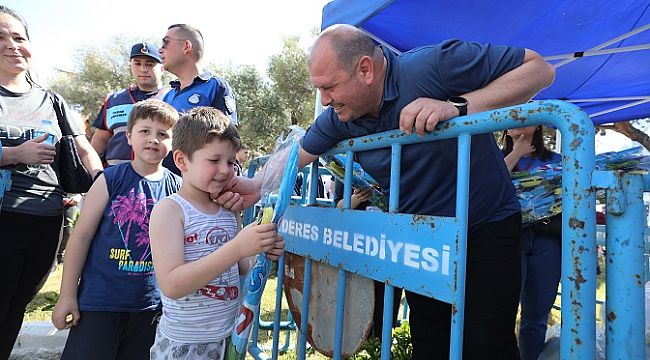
312, 24, 382, 73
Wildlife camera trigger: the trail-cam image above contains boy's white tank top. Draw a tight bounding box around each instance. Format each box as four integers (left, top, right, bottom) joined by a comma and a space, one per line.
157, 193, 240, 343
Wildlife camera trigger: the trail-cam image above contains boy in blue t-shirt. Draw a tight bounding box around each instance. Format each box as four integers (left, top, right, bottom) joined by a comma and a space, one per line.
52, 99, 182, 359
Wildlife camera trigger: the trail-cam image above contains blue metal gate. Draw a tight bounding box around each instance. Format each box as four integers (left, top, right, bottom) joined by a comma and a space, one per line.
246, 99, 642, 360
593, 171, 647, 359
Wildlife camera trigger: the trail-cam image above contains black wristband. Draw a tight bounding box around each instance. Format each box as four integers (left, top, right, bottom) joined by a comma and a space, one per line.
447, 96, 468, 117
93, 170, 104, 182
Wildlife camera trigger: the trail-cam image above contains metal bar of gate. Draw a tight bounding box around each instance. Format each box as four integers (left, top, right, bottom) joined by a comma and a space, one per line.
381, 143, 402, 360
271, 254, 286, 359
603, 172, 645, 359
450, 133, 471, 359
331, 153, 356, 360
295, 161, 321, 358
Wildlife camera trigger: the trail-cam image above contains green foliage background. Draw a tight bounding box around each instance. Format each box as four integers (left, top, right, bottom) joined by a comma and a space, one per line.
47, 34, 316, 152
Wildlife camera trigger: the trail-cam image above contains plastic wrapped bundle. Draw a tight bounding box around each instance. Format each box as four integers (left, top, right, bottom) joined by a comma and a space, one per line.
227, 128, 302, 359
514, 146, 650, 225
320, 153, 388, 211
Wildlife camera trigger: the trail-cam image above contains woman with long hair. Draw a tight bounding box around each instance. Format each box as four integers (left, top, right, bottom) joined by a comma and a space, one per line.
502, 125, 561, 360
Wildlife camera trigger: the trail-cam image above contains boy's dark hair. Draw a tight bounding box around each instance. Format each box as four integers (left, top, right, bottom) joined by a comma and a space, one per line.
172, 107, 241, 160
127, 99, 179, 133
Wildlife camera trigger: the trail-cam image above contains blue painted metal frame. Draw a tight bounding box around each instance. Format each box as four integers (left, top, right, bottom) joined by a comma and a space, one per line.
331, 100, 595, 360
273, 100, 596, 359
249, 100, 606, 359
592, 171, 647, 359
242, 155, 304, 360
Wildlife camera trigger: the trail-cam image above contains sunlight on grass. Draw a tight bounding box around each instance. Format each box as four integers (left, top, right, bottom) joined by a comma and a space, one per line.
27, 252, 615, 358
245, 276, 329, 359
23, 264, 62, 323
548, 252, 607, 327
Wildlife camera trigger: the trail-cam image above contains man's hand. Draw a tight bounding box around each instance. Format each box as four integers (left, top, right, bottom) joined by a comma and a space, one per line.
212, 175, 262, 211
214, 191, 245, 213
399, 98, 459, 136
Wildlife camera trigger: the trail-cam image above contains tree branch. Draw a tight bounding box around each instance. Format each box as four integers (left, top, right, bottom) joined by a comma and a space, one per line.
598, 121, 650, 151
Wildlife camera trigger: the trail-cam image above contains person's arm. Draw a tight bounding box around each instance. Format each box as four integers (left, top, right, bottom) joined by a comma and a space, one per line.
400, 49, 555, 136
234, 211, 254, 275
90, 129, 112, 158
464, 49, 555, 114
74, 134, 103, 179
51, 175, 109, 329
150, 199, 280, 299
215, 146, 319, 212
503, 153, 521, 173
214, 80, 238, 126
503, 134, 535, 172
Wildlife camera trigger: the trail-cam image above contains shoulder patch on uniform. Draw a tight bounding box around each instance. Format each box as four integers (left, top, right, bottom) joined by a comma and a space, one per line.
188, 93, 201, 105
225, 95, 236, 114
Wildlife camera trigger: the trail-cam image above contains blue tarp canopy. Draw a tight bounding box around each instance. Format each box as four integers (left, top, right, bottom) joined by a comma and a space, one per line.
321, 0, 650, 125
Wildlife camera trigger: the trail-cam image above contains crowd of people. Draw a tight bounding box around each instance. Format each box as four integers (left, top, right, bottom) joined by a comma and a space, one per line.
0, 4, 563, 360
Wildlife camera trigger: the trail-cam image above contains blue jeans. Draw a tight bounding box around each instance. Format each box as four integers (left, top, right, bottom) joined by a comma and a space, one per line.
518, 226, 561, 360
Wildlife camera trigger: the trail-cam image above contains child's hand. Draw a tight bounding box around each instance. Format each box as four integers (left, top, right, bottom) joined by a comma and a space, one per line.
512, 134, 535, 156
345, 188, 373, 209
51, 296, 80, 330
266, 234, 285, 261
352, 188, 372, 203
236, 222, 279, 258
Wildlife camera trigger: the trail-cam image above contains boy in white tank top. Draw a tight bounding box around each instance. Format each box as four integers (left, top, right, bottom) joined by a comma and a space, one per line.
149, 107, 284, 359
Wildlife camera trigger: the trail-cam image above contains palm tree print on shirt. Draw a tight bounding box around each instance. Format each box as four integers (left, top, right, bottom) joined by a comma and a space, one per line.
110, 188, 155, 262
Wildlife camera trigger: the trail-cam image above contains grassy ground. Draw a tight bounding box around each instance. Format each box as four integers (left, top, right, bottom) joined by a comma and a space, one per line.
23, 264, 62, 323
245, 277, 330, 359
23, 267, 327, 359
547, 253, 608, 327
25, 254, 610, 358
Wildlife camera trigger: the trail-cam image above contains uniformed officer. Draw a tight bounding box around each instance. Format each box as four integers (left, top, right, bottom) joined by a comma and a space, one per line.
91, 42, 167, 166
159, 24, 238, 175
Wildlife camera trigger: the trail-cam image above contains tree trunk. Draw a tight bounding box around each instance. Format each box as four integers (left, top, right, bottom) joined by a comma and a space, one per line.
291, 111, 298, 126
598, 121, 650, 152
